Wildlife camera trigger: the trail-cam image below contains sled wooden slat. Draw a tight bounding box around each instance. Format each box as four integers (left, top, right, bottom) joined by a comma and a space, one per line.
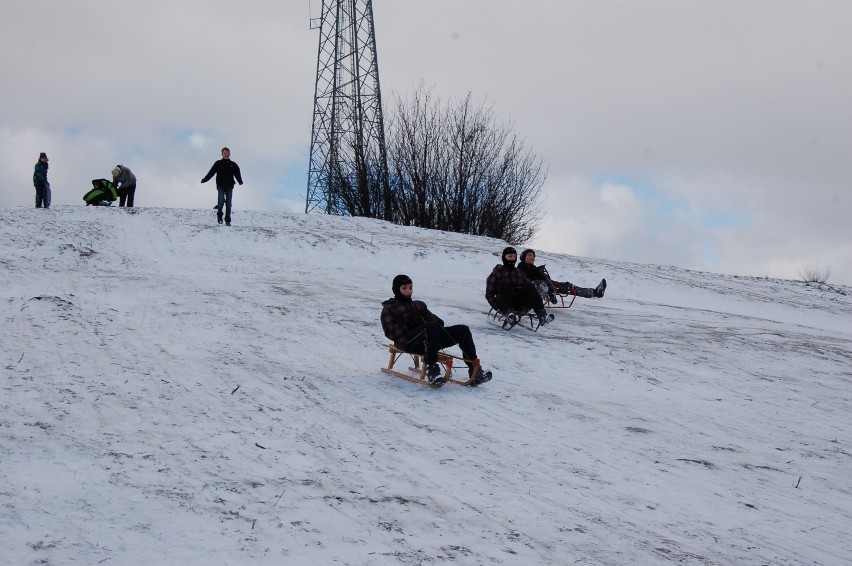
381, 345, 478, 387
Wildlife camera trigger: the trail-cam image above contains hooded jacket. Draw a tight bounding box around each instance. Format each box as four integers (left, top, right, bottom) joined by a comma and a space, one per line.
113, 165, 137, 189
380, 297, 443, 345
33, 161, 49, 189
485, 264, 529, 309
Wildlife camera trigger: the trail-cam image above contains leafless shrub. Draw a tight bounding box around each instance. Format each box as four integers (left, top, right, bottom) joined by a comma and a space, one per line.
799, 264, 831, 284
386, 84, 546, 242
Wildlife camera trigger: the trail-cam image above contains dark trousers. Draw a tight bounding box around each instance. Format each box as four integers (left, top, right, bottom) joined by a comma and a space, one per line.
34, 186, 48, 208
400, 323, 478, 367
217, 187, 233, 222
552, 280, 595, 298
119, 184, 136, 207
495, 282, 544, 313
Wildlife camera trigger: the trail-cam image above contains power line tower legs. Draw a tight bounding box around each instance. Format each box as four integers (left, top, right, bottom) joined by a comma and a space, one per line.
306, 0, 391, 219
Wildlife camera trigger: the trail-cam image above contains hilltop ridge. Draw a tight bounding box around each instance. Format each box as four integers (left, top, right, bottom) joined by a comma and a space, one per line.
2, 205, 850, 565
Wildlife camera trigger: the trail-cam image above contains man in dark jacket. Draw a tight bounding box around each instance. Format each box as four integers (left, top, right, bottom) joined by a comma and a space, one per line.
33, 152, 51, 208
111, 165, 137, 207
201, 147, 243, 226
518, 248, 606, 301
381, 274, 491, 387
486, 246, 553, 326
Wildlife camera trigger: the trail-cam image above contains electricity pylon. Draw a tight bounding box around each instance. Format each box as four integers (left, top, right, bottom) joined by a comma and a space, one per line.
305, 0, 391, 218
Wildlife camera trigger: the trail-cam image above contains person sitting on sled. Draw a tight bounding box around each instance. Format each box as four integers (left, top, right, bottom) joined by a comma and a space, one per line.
518, 248, 606, 303
381, 274, 492, 387
485, 247, 553, 326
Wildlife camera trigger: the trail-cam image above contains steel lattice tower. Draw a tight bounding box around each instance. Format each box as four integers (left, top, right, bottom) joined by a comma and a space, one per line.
305, 0, 391, 218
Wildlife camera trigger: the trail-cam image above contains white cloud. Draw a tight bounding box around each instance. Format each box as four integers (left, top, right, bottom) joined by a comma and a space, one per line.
1, 0, 850, 284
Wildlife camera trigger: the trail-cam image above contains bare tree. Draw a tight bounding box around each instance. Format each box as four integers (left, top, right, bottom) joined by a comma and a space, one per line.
385, 85, 546, 242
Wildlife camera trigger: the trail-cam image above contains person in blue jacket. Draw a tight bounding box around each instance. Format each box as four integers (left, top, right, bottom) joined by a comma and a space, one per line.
33, 152, 51, 208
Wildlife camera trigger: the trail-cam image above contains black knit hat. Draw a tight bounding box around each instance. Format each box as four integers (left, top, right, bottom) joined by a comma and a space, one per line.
392, 274, 413, 297
39, 152, 47, 159
501, 246, 517, 268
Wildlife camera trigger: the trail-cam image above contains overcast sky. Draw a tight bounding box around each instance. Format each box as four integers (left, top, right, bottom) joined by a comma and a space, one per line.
2, 0, 850, 284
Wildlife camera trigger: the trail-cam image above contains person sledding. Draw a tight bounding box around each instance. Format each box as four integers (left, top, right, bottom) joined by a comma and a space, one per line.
381, 274, 492, 387
518, 248, 606, 305
486, 246, 554, 329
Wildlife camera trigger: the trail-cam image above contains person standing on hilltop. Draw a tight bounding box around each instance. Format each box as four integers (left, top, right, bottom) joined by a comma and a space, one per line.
33, 152, 51, 209
201, 147, 243, 226
111, 165, 137, 208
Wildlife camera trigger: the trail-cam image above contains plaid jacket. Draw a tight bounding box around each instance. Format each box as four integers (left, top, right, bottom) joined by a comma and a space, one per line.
485, 264, 529, 309
380, 297, 443, 345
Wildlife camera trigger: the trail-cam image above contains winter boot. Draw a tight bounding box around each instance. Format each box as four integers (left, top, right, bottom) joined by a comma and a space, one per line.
501, 312, 518, 329
469, 361, 493, 386
426, 363, 444, 387
536, 309, 555, 327
595, 278, 607, 298
217, 210, 223, 224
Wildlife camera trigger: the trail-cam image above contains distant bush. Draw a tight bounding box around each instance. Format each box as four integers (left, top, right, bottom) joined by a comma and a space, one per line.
385, 84, 546, 243
799, 265, 831, 284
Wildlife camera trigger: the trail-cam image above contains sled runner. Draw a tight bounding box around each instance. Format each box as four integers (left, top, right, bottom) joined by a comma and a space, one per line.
487, 308, 553, 332
83, 179, 118, 206
381, 344, 484, 387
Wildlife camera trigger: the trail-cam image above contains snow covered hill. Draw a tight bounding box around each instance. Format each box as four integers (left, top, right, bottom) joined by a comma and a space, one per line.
2, 206, 850, 565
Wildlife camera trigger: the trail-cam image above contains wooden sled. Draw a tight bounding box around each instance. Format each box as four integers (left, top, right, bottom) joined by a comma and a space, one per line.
381, 344, 481, 387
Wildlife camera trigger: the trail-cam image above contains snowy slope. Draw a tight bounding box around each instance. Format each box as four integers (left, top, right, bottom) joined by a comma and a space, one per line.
1, 206, 850, 566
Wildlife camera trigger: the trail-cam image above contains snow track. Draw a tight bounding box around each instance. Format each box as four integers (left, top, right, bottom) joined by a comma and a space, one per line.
2, 206, 850, 565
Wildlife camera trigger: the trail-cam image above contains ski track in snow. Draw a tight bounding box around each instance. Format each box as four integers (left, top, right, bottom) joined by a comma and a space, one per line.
1, 206, 851, 565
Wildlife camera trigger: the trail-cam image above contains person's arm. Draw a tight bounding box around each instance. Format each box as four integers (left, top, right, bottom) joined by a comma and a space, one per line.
234, 163, 243, 185
201, 162, 217, 183
422, 305, 444, 327
381, 304, 406, 342
485, 271, 498, 308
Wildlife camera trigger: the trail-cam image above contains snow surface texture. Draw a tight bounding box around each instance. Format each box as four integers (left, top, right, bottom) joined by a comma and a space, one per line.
1, 206, 850, 566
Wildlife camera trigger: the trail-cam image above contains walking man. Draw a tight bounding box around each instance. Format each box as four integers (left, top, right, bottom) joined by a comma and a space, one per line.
201, 147, 243, 226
